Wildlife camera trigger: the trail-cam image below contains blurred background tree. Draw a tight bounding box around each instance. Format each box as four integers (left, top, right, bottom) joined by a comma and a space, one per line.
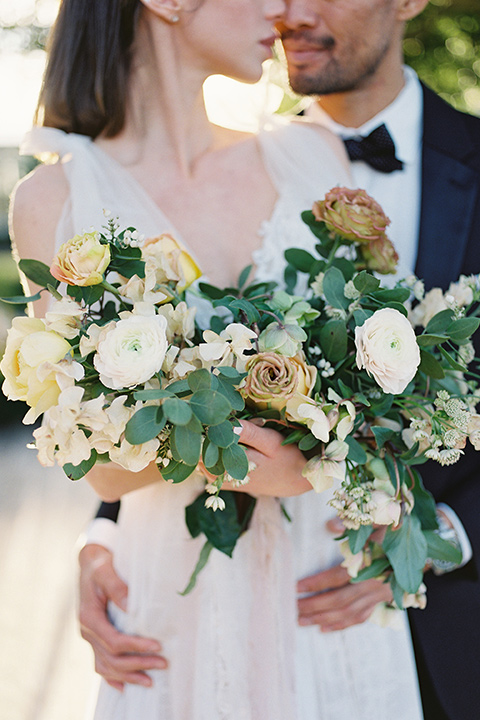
404, 0, 480, 114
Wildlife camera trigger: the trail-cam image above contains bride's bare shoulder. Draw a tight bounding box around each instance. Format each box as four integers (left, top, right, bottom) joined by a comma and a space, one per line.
10, 161, 69, 263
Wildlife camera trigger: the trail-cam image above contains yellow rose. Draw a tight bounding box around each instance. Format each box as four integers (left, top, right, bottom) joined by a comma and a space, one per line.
1, 316, 73, 418
242, 352, 316, 412
50, 231, 111, 286
143, 234, 201, 292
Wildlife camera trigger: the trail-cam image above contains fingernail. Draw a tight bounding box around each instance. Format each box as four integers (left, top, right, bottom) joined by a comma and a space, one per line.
233, 425, 242, 435
118, 595, 128, 611
298, 617, 311, 626
139, 677, 153, 687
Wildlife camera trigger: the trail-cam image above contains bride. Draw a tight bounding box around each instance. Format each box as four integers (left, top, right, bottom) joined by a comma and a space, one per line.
11, 0, 423, 717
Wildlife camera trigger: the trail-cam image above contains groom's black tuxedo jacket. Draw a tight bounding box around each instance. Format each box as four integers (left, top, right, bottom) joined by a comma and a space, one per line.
409, 85, 480, 720
96, 85, 480, 720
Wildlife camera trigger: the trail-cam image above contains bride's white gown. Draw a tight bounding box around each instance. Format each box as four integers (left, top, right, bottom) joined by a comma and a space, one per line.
23, 123, 423, 720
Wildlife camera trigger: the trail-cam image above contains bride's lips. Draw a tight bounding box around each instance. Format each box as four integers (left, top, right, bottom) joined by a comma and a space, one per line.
259, 34, 279, 49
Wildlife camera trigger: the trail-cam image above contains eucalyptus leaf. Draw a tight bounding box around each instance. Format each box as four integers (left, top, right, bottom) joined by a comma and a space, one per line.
298, 433, 319, 452
125, 405, 165, 444
63, 450, 98, 481
222, 443, 249, 480
161, 459, 197, 483
207, 421, 236, 448
172, 425, 202, 466
18, 258, 59, 289
190, 389, 231, 425
372, 287, 411, 303
1, 293, 35, 304
187, 368, 212, 393
163, 397, 193, 425
438, 345, 467, 371
410, 473, 438, 530
203, 438, 220, 469
238, 264, 253, 289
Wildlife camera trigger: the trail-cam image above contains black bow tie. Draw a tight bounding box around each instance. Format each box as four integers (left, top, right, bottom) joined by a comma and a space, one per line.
343, 124, 403, 174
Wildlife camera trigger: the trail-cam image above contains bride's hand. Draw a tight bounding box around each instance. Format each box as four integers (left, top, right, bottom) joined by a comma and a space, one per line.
205, 419, 312, 498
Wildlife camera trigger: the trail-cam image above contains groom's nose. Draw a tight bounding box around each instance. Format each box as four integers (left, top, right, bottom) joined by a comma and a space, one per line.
278, 0, 319, 29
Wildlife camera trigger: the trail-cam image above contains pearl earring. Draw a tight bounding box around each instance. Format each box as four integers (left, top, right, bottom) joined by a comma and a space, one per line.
170, 13, 179, 22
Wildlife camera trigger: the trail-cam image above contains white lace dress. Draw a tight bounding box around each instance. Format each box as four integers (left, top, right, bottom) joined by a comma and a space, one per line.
22, 123, 423, 720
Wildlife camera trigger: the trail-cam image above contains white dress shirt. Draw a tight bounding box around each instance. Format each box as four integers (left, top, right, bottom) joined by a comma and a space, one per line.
308, 65, 422, 282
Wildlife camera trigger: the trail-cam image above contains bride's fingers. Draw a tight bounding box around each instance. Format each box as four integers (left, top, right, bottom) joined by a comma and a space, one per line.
236, 419, 285, 456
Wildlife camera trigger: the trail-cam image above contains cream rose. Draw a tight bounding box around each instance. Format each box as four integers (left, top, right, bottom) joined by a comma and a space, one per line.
355, 308, 420, 394
94, 313, 169, 389
1, 316, 73, 418
142, 234, 201, 292
312, 187, 390, 243
50, 231, 111, 286
242, 352, 316, 411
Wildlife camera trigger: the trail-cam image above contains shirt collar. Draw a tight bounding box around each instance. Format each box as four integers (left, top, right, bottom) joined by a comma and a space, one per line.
308, 66, 423, 165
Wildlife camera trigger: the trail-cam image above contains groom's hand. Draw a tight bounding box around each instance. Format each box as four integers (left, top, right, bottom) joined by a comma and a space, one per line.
78, 544, 168, 690
296, 564, 393, 631
296, 518, 392, 632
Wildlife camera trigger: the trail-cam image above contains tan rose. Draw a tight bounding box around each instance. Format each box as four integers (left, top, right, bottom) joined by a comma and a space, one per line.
242, 352, 316, 411
312, 187, 390, 243
143, 234, 201, 292
50, 231, 111, 286
359, 235, 398, 274
0, 316, 73, 418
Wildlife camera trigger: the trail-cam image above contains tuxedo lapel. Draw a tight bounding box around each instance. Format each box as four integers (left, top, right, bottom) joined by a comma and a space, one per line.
415, 87, 480, 290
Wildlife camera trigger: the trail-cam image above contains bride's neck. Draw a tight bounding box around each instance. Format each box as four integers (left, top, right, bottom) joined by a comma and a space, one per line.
99, 18, 216, 177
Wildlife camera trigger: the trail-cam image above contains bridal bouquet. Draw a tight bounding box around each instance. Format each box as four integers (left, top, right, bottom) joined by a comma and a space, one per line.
2, 188, 479, 605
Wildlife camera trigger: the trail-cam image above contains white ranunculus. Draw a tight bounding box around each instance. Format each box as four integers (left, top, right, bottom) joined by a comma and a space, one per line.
409, 287, 447, 328
355, 308, 420, 395
94, 314, 168, 389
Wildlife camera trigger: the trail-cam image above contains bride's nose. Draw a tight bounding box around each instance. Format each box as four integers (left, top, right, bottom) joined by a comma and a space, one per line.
264, 0, 286, 23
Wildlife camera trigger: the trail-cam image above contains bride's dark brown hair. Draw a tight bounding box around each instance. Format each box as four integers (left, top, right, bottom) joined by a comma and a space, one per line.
36, 0, 141, 139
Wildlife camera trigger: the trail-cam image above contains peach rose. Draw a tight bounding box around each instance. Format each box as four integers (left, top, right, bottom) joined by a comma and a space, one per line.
312, 187, 390, 243
50, 231, 111, 286
143, 234, 201, 292
242, 352, 316, 411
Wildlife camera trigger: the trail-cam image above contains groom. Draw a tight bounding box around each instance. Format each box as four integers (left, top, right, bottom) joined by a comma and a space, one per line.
278, 0, 480, 718
78, 0, 480, 716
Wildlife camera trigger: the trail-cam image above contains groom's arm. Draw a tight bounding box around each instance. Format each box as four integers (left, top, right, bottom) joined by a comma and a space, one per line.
78, 503, 168, 688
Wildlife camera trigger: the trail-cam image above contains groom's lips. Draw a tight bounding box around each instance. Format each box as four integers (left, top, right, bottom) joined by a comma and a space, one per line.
281, 36, 334, 65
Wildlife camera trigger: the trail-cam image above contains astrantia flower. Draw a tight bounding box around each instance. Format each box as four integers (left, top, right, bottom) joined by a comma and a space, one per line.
355, 308, 420, 394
